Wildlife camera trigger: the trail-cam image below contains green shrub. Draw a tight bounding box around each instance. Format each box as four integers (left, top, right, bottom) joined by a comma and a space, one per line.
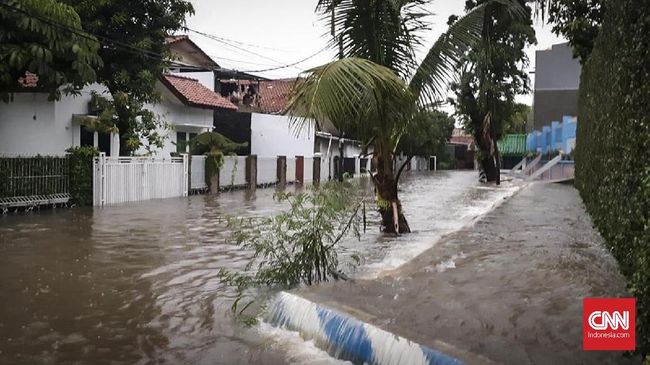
66, 146, 98, 206
0, 156, 68, 198
205, 151, 224, 191
219, 179, 367, 322
575, 0, 650, 358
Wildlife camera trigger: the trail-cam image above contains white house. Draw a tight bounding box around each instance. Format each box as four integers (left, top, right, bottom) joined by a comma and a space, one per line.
0, 74, 237, 156
0, 35, 239, 157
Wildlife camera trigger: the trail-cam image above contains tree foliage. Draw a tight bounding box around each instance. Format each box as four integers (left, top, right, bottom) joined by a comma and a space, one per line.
88, 92, 170, 155
451, 0, 535, 183
289, 0, 511, 233
502, 102, 531, 134
548, 0, 604, 64
61, 0, 194, 155
219, 180, 366, 321
575, 0, 650, 359
0, 0, 102, 101
395, 109, 454, 171
187, 131, 248, 156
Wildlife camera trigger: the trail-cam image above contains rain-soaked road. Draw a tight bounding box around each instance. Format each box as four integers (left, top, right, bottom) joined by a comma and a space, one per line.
0, 171, 517, 365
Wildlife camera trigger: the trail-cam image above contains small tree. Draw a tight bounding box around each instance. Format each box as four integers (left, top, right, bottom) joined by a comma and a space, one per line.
219, 180, 367, 321
0, 0, 102, 101
395, 109, 455, 181
61, 0, 194, 156
451, 0, 535, 184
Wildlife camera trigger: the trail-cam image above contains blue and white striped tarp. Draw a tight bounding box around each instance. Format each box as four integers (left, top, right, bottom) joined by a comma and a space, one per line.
266, 292, 464, 365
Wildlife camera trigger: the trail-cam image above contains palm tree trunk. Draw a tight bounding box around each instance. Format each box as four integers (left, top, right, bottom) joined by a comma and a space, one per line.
373, 139, 411, 234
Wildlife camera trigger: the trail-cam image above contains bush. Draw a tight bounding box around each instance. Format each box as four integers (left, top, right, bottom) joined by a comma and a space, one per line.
575, 0, 650, 358
219, 180, 367, 322
66, 146, 98, 206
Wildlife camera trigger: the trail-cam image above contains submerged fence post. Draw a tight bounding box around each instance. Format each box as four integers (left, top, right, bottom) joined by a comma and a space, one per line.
246, 155, 257, 190
277, 156, 287, 188
313, 157, 321, 185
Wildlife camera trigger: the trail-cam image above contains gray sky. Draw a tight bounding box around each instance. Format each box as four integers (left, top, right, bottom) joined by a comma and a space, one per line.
186, 0, 566, 106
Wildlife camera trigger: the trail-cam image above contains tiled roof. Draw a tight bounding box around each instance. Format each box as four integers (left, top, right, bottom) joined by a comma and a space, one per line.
18, 72, 38, 88
165, 35, 189, 45
449, 129, 474, 146
162, 74, 238, 110
498, 134, 528, 156
221, 79, 294, 114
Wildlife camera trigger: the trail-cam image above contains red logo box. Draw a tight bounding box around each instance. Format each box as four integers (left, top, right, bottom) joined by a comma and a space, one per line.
583, 298, 635, 351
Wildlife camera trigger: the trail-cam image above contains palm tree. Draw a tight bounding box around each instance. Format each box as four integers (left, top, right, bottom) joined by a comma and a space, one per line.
287, 0, 524, 233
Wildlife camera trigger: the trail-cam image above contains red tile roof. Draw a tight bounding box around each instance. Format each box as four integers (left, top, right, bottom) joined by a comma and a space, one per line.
220, 79, 294, 114
162, 74, 237, 110
449, 128, 474, 146
165, 35, 189, 45
18, 72, 38, 88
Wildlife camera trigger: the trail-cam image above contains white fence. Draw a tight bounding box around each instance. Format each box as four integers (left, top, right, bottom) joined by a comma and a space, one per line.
303, 157, 314, 184
93, 153, 188, 206
258, 157, 277, 185
190, 155, 207, 190
286, 158, 296, 183
219, 156, 247, 188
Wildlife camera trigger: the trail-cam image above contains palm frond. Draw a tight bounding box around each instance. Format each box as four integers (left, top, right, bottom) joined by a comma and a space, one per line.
286, 57, 415, 142
408, 0, 526, 105
316, 0, 430, 78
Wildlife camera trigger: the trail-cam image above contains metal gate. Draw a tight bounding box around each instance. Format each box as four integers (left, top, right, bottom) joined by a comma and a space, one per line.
93, 153, 188, 206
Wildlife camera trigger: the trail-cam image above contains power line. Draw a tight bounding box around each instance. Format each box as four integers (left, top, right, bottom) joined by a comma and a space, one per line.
2, 2, 330, 76
0, 2, 210, 72
186, 27, 331, 74
238, 46, 331, 73
185, 27, 298, 68
186, 29, 296, 53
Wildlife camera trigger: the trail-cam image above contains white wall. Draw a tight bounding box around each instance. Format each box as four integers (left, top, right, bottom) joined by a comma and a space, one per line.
0, 82, 214, 157
220, 156, 247, 187
257, 156, 277, 185
140, 83, 213, 157
250, 113, 314, 158
0, 84, 107, 156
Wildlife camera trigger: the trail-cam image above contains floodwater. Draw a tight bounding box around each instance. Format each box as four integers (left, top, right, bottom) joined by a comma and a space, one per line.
0, 171, 517, 365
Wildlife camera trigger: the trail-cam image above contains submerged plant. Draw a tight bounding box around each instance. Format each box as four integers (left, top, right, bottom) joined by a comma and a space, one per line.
219, 179, 367, 322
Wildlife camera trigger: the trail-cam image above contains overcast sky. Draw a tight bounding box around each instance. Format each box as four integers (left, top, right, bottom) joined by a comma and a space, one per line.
185, 0, 566, 107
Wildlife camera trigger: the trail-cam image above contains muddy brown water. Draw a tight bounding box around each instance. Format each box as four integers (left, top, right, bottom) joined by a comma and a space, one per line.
0, 171, 516, 364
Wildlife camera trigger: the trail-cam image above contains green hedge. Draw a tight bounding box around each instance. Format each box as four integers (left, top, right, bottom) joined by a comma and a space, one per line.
575, 0, 650, 358
66, 146, 98, 207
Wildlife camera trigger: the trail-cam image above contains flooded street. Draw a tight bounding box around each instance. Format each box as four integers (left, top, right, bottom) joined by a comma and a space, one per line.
0, 171, 517, 365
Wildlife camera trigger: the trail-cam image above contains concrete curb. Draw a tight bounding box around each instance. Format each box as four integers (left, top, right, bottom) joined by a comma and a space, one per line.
266, 292, 464, 365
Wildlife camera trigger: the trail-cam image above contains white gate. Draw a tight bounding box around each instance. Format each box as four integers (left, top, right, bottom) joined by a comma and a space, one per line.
93, 153, 188, 206
190, 155, 207, 191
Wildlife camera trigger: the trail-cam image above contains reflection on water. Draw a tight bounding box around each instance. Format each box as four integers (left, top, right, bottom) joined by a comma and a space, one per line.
0, 171, 517, 364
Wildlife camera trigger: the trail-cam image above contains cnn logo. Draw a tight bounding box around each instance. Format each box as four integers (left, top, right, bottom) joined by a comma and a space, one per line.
588, 310, 629, 330
583, 298, 635, 351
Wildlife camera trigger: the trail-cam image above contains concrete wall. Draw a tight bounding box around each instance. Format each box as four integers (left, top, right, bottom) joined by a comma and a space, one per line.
136, 83, 214, 157
535, 43, 581, 91
257, 156, 277, 185
533, 43, 582, 131
1, 82, 212, 157
0, 84, 107, 155
533, 89, 579, 132
250, 113, 314, 158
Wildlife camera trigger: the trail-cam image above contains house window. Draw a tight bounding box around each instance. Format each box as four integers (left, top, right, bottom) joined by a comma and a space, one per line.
98, 132, 111, 156
80, 126, 94, 148
176, 131, 187, 153
80, 126, 111, 156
